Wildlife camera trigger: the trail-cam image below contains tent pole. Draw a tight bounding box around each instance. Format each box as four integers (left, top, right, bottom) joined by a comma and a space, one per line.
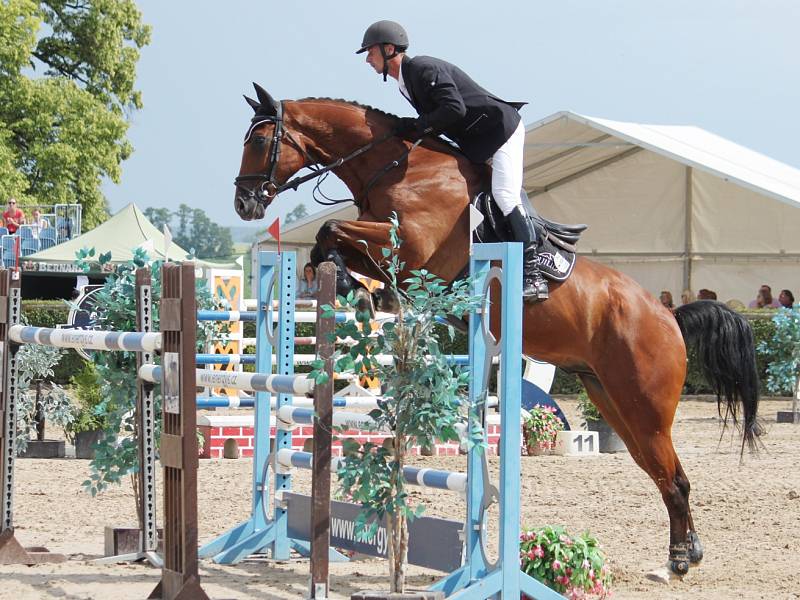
683, 166, 694, 294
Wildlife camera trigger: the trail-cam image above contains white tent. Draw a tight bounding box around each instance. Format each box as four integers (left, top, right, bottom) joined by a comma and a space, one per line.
254, 111, 800, 303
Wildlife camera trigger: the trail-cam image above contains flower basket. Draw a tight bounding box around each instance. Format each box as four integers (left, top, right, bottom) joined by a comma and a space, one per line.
522, 404, 564, 456
520, 525, 613, 599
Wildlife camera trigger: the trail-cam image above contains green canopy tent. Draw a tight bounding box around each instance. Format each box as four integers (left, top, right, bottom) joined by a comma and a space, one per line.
26, 202, 237, 272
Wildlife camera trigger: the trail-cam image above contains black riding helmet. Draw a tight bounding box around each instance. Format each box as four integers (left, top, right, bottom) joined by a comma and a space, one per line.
356, 20, 409, 81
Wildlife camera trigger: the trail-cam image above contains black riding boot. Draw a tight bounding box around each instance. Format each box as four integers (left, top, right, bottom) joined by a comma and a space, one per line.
506, 206, 549, 302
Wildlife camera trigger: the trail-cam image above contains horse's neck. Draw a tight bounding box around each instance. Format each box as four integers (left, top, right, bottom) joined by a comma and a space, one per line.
288, 101, 484, 206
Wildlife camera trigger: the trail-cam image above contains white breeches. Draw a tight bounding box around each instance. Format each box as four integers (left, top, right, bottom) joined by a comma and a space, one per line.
490, 120, 525, 216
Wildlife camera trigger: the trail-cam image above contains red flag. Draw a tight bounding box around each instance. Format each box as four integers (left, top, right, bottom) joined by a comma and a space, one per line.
267, 217, 281, 253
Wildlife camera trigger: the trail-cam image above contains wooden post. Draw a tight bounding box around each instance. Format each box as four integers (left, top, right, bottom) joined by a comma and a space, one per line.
150, 263, 209, 600
310, 262, 335, 599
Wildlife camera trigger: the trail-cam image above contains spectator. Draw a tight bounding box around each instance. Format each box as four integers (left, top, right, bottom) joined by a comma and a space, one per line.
30, 208, 48, 238
748, 284, 779, 308
697, 288, 717, 300
659, 290, 674, 311
680, 289, 695, 305
3, 198, 25, 234
298, 262, 318, 299
778, 289, 795, 309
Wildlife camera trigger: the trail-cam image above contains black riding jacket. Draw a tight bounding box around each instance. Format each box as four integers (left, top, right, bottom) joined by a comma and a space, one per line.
399, 55, 525, 164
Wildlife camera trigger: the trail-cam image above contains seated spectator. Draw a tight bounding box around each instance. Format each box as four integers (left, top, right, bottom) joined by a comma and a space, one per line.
298, 262, 318, 298
30, 209, 48, 238
778, 289, 795, 309
726, 299, 746, 311
659, 290, 674, 311
3, 197, 25, 234
680, 289, 695, 305
697, 288, 717, 300
748, 284, 779, 308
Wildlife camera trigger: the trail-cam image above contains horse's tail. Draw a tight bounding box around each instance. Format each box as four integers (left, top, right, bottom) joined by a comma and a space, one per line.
673, 300, 762, 452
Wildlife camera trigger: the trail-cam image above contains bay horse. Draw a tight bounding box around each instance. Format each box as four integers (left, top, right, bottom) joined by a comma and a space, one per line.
233, 84, 761, 579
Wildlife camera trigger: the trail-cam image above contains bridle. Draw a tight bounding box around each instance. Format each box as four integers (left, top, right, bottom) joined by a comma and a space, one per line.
234, 101, 421, 210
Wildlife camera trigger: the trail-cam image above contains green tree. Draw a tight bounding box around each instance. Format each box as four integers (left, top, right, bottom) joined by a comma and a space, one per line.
143, 206, 171, 231
285, 202, 308, 225
144, 204, 234, 259
0, 1, 150, 227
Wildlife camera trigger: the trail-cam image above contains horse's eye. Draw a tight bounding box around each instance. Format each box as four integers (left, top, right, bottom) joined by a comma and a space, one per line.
253, 135, 267, 145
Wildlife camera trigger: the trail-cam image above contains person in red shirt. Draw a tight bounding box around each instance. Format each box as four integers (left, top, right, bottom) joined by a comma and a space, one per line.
3, 198, 25, 234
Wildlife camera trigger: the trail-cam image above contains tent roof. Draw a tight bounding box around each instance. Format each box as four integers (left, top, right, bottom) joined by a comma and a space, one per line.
28, 202, 237, 269
258, 110, 800, 244
523, 111, 800, 208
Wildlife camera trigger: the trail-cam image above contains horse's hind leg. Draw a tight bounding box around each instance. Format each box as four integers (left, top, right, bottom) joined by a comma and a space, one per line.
578, 373, 699, 577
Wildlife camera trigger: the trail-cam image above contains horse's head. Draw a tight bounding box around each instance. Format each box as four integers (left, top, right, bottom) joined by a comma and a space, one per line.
234, 84, 309, 221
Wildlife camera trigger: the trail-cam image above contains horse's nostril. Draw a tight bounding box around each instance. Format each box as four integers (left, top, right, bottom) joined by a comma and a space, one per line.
235, 196, 247, 216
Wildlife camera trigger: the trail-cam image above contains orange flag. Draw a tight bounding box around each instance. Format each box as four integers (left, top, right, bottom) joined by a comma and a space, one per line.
267, 217, 281, 253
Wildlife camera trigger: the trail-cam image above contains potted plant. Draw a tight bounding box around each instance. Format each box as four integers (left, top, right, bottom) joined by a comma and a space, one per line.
522, 404, 564, 455
520, 525, 613, 598
15, 342, 73, 458
318, 215, 482, 598
67, 362, 107, 459
577, 390, 626, 453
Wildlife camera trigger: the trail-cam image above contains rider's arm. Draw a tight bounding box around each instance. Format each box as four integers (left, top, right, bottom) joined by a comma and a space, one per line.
416, 64, 466, 133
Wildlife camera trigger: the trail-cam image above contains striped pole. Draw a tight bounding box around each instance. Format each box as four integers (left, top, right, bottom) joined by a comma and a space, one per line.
140, 365, 314, 396
9, 325, 161, 352
276, 406, 380, 432
276, 450, 467, 493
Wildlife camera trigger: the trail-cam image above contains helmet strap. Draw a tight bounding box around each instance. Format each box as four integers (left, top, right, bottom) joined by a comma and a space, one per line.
379, 43, 399, 82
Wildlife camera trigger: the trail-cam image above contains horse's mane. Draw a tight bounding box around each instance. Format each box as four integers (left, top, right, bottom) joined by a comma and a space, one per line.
295, 97, 463, 158
297, 97, 401, 122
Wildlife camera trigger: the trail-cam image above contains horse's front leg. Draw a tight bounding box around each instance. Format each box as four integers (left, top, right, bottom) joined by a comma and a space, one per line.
311, 218, 397, 312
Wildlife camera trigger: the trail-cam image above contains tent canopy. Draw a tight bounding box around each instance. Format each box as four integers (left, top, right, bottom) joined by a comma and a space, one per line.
255, 111, 800, 304
28, 202, 237, 269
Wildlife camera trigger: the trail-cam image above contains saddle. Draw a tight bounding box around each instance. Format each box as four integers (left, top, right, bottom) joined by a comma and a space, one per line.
471, 191, 587, 282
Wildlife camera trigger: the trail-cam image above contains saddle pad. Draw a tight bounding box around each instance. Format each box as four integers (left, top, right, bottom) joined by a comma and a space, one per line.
535, 234, 576, 282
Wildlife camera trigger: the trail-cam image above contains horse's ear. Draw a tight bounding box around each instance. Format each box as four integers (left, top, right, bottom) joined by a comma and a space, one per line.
243, 95, 261, 112
252, 82, 279, 115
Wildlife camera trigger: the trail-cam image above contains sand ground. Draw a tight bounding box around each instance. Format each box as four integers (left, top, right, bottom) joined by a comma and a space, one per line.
0, 397, 798, 599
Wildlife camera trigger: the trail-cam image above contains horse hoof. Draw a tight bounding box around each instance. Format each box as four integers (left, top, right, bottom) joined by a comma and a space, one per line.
354, 287, 375, 317
646, 563, 684, 583
688, 530, 704, 564
669, 558, 690, 576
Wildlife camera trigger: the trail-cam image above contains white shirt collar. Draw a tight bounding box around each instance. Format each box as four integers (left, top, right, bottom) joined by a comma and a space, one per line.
397, 66, 411, 102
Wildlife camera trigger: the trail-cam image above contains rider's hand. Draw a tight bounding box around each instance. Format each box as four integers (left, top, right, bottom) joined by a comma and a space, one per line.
393, 117, 427, 139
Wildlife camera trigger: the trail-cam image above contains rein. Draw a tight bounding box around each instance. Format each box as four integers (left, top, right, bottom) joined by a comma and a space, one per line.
235, 101, 421, 210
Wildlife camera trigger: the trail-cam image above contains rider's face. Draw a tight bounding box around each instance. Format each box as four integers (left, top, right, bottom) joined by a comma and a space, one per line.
365, 44, 387, 74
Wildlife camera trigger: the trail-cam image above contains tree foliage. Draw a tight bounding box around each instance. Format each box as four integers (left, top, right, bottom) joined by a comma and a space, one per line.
311, 214, 483, 592
285, 203, 308, 225
758, 307, 800, 394
144, 203, 234, 259
0, 1, 150, 227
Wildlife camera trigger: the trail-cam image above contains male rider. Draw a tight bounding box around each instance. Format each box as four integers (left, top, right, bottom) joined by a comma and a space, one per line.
357, 20, 548, 301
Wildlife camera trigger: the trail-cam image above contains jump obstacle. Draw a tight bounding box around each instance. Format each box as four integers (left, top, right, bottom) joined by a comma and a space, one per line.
0, 263, 211, 598
198, 245, 565, 599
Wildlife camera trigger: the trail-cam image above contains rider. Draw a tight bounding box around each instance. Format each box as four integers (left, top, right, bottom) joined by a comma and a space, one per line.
356, 20, 548, 302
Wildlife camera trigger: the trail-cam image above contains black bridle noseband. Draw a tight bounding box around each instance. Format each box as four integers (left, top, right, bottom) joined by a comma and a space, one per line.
235, 101, 421, 210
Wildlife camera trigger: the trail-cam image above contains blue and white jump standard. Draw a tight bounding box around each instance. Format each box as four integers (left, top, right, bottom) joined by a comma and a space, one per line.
197, 251, 347, 564
428, 243, 564, 599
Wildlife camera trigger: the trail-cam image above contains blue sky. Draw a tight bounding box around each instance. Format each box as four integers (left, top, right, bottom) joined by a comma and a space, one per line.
103, 1, 800, 228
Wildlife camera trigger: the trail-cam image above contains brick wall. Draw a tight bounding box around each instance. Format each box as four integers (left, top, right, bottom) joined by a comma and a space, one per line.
199, 423, 502, 459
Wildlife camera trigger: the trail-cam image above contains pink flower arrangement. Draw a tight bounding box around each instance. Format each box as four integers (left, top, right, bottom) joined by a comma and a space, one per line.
520, 525, 613, 599
522, 405, 565, 453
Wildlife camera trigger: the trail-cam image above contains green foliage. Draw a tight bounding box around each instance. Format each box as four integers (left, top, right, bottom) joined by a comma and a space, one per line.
757, 307, 800, 394
576, 389, 602, 422
520, 525, 613, 598
284, 203, 308, 225
0, 0, 150, 226
76, 247, 214, 496
144, 204, 234, 259
21, 299, 87, 384
14, 341, 72, 452
318, 214, 483, 591
66, 361, 106, 438
522, 405, 564, 452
